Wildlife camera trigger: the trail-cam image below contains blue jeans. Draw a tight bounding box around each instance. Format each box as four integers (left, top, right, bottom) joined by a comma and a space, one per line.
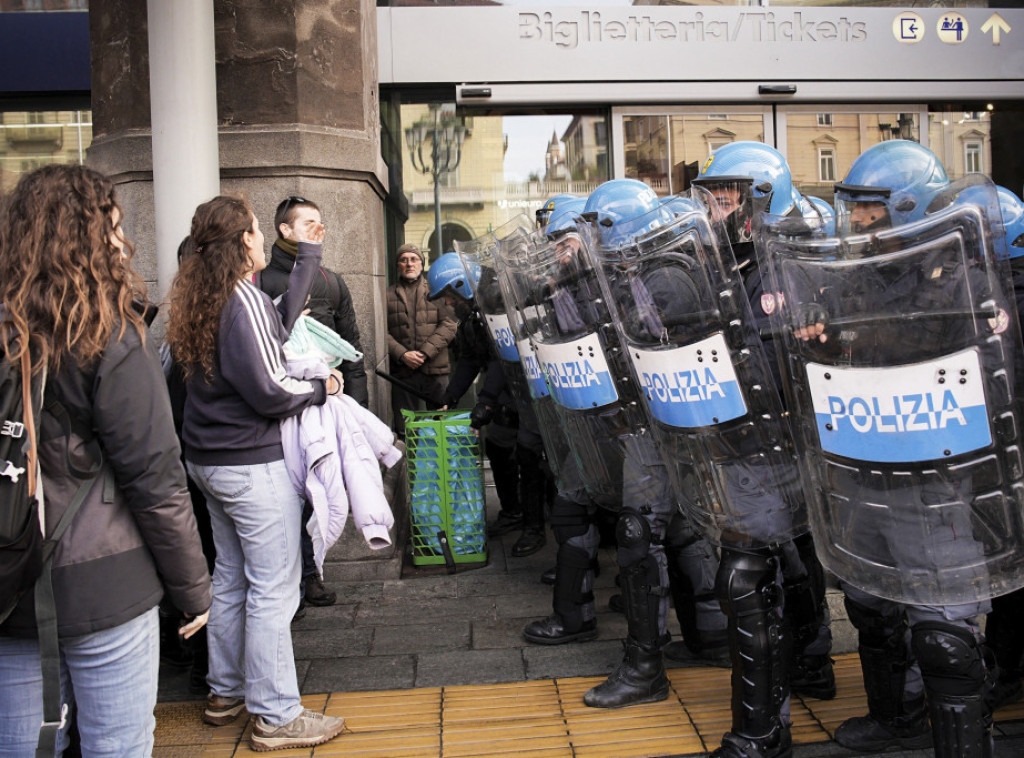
187, 460, 304, 727
0, 606, 159, 758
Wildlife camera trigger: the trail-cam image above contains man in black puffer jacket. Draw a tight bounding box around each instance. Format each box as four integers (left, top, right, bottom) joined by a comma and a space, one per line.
260, 195, 369, 612
260, 196, 368, 407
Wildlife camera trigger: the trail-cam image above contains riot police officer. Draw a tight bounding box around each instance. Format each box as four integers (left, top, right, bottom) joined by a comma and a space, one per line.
427, 253, 550, 559
975, 186, 1024, 714
500, 193, 728, 706
692, 143, 836, 711
514, 202, 606, 647
585, 175, 808, 758
758, 140, 1024, 757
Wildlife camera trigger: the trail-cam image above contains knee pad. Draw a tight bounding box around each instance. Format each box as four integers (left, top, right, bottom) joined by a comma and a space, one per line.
616, 511, 652, 568
715, 548, 782, 618
912, 621, 987, 698
550, 495, 592, 543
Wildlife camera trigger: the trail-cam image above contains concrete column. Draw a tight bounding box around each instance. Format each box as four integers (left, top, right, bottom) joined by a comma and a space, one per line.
147, 0, 220, 299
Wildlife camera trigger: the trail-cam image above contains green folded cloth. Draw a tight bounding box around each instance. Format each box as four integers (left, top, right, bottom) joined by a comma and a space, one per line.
288, 315, 363, 368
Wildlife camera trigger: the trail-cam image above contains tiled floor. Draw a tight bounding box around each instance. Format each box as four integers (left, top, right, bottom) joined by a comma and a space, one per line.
153, 653, 1024, 757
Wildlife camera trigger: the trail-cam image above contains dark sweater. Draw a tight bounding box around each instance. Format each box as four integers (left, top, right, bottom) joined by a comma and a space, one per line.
183, 241, 327, 466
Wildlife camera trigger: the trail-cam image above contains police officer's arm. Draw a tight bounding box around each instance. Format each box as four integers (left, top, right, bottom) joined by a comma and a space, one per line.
443, 320, 488, 407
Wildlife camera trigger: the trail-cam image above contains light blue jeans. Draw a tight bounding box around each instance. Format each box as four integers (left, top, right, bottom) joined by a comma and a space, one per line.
0, 606, 159, 758
187, 460, 304, 727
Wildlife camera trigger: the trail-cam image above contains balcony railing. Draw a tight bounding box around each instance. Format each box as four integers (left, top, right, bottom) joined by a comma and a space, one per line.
409, 187, 486, 207
4, 125, 63, 148
407, 180, 606, 210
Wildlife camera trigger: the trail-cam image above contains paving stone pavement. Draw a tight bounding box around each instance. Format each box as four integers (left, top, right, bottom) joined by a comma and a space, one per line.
157, 473, 1024, 756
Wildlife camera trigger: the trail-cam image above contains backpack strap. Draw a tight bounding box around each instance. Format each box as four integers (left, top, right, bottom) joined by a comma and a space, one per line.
30, 356, 104, 758
33, 462, 103, 758
21, 347, 37, 503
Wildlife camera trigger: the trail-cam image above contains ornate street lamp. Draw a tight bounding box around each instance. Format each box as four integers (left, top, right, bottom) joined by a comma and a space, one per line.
405, 103, 468, 259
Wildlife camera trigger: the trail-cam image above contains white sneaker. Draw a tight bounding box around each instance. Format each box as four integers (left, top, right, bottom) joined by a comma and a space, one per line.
249, 708, 345, 752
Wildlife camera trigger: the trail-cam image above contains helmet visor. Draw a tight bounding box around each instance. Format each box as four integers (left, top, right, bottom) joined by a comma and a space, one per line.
691, 176, 754, 245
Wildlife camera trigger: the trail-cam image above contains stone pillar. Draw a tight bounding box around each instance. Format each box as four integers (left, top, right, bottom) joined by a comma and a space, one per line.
88, 0, 404, 579
88, 0, 389, 419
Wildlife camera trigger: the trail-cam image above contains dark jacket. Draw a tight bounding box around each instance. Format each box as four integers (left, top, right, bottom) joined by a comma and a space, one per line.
386, 276, 457, 377
1, 325, 212, 638
260, 241, 368, 407
183, 242, 328, 466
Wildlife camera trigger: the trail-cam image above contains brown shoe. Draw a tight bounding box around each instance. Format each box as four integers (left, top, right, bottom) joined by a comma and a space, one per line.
250, 708, 345, 752
202, 693, 246, 726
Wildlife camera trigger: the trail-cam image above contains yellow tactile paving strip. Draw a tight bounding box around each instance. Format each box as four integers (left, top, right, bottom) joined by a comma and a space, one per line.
153, 653, 1024, 757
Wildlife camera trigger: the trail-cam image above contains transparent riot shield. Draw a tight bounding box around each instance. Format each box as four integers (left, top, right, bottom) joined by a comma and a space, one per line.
756, 179, 1024, 605
584, 190, 807, 548
494, 223, 652, 509
455, 228, 574, 492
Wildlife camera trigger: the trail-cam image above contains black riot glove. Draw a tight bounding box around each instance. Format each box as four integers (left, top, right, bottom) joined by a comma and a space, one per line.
469, 403, 494, 430
793, 302, 829, 343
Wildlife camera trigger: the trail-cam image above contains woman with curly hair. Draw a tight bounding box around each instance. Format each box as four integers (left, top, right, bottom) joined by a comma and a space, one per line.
166, 195, 345, 752
0, 164, 212, 756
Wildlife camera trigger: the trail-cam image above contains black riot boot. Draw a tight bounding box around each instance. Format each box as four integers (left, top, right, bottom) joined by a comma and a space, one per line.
523, 534, 597, 645
834, 599, 931, 752
913, 621, 995, 758
711, 548, 792, 758
584, 638, 669, 708
584, 512, 670, 708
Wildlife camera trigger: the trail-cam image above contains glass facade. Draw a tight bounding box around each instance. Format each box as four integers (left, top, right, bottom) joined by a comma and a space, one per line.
607, 103, 1022, 210
623, 111, 767, 197
0, 110, 92, 194
0, 0, 86, 11
396, 102, 609, 261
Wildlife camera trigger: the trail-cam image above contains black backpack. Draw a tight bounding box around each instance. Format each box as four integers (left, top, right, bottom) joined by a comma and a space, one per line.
0, 329, 44, 625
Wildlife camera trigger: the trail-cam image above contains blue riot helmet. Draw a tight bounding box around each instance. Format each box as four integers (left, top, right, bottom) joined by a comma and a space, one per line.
427, 251, 481, 301
834, 140, 950, 235
661, 195, 700, 217
536, 193, 580, 229
692, 141, 801, 245
545, 198, 587, 237
997, 186, 1024, 257
929, 176, 1014, 261
583, 178, 670, 249
800, 195, 836, 236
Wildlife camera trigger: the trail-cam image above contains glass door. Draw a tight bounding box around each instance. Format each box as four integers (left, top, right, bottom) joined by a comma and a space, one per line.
776, 104, 928, 204
611, 106, 774, 198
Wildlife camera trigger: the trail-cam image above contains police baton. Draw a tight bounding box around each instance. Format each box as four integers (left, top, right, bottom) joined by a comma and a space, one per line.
758, 305, 1000, 340
374, 368, 437, 403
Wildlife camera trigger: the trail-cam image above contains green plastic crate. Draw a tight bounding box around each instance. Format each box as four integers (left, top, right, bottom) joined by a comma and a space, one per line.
403, 410, 487, 568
